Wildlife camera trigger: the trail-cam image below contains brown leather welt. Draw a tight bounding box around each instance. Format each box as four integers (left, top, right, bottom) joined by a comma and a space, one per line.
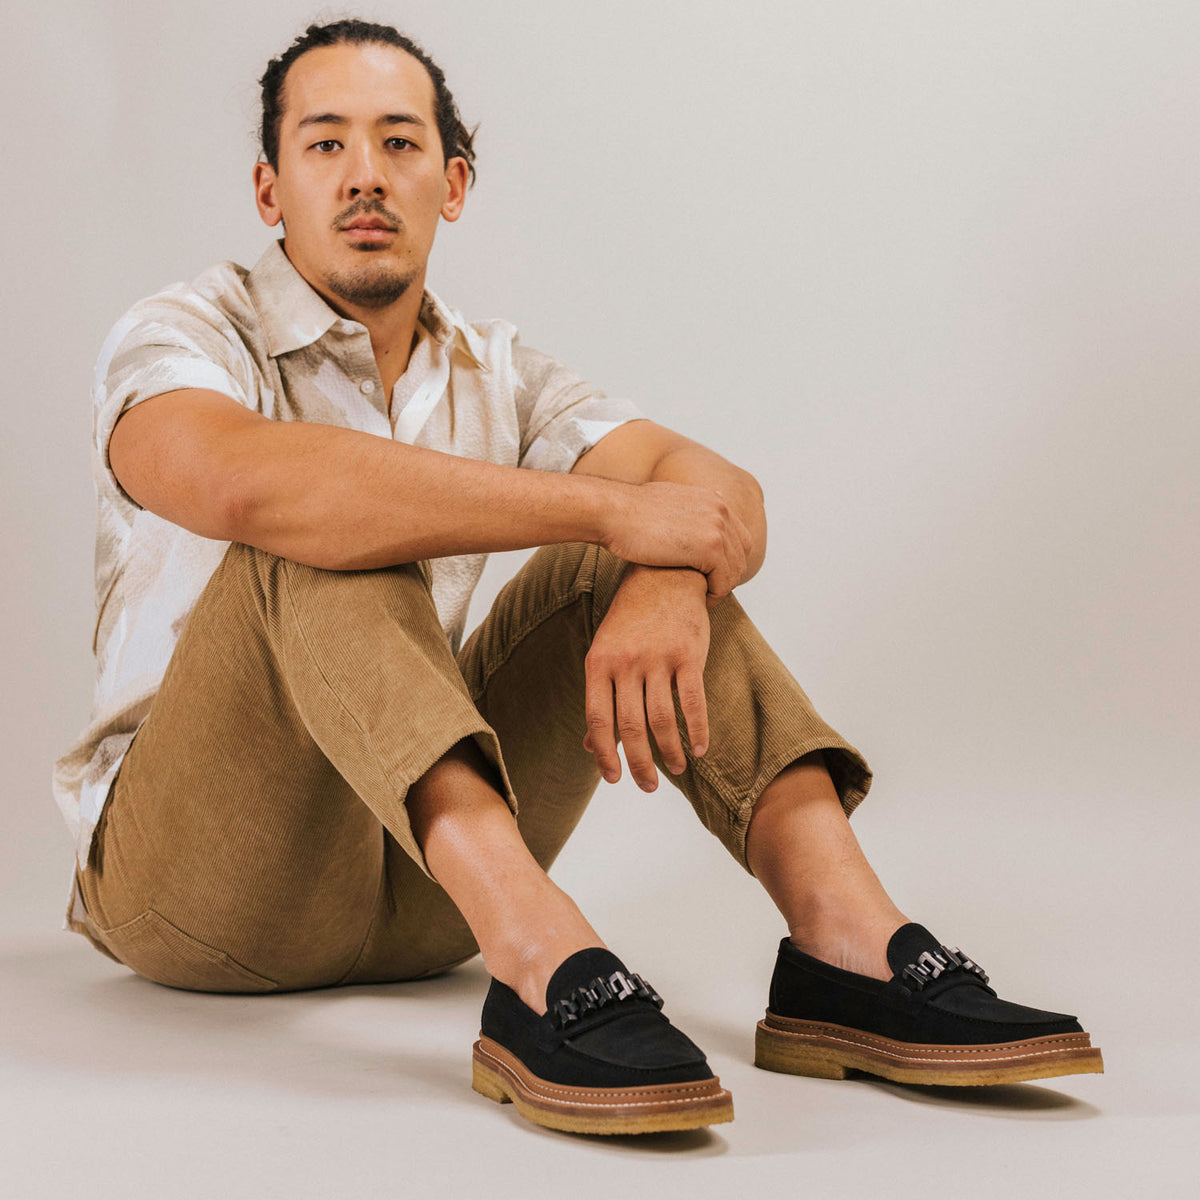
761, 1015, 1096, 1058
475, 1039, 731, 1109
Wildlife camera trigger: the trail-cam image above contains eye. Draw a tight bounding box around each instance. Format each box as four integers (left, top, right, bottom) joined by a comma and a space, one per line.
385, 137, 415, 151
312, 139, 342, 153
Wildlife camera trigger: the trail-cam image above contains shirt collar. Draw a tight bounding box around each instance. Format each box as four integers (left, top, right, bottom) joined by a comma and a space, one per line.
417, 289, 491, 372
246, 240, 340, 357
246, 239, 488, 369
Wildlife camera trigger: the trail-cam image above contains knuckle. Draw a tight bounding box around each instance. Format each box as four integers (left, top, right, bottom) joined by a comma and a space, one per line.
604, 648, 634, 673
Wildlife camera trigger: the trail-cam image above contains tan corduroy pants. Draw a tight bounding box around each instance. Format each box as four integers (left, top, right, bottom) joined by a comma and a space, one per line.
75, 541, 872, 993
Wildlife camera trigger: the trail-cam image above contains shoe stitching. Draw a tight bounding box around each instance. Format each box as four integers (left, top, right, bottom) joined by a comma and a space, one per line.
477, 1042, 721, 1105
774, 1032, 1095, 1066
767, 1013, 1092, 1050
763, 1021, 1094, 1061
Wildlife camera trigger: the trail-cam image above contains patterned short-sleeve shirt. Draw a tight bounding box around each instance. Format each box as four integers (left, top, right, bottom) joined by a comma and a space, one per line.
54, 239, 642, 918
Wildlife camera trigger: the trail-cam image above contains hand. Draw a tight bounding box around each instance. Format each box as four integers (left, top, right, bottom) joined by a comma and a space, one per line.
602, 481, 753, 600
583, 564, 711, 791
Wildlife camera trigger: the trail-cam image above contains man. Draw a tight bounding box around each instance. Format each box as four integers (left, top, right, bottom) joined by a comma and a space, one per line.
54, 19, 1102, 1136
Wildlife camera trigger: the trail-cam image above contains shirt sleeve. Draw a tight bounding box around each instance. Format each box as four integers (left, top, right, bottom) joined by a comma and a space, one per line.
93, 284, 259, 507
513, 343, 644, 473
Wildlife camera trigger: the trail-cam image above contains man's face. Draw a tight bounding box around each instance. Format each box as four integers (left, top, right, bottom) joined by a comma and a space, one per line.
253, 42, 467, 313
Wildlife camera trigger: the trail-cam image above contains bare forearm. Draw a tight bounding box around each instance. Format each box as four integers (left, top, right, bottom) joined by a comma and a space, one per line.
113, 394, 755, 585
228, 420, 616, 569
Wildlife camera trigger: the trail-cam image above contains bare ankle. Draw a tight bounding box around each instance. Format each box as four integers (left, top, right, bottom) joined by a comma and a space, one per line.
787, 902, 906, 981
480, 883, 606, 1013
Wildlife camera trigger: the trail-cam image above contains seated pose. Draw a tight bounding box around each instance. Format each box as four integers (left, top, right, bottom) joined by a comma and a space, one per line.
54, 19, 1102, 1136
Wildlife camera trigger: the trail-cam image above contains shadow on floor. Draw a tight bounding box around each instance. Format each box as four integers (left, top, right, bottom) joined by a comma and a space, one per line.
864, 1078, 1100, 1119
1, 938, 492, 1104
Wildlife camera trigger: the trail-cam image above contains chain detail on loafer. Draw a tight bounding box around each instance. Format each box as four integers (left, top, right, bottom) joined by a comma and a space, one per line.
900, 944, 989, 992
755, 923, 1104, 1087
551, 969, 663, 1029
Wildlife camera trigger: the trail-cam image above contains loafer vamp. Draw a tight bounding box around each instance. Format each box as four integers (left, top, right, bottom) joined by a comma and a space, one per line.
560, 1006, 709, 1072
886, 923, 1082, 1041
927, 978, 1080, 1031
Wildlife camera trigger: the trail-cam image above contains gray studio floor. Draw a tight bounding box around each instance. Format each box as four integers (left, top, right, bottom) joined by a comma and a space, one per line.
4, 790, 1196, 1200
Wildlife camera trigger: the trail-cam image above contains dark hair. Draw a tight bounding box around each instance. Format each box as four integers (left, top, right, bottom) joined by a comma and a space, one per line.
258, 19, 476, 184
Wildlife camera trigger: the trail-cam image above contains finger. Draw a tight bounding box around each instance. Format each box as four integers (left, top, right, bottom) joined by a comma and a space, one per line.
707, 564, 733, 600
706, 532, 734, 597
727, 514, 750, 579
675, 664, 709, 758
645, 670, 686, 774
716, 523, 744, 597
733, 509, 754, 555
583, 664, 621, 783
615, 674, 658, 791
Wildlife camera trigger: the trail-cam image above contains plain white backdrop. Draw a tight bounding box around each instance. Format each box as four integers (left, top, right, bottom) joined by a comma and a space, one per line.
2, 2, 1197, 1196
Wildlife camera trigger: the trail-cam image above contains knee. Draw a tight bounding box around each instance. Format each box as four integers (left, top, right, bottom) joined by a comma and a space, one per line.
252, 549, 442, 644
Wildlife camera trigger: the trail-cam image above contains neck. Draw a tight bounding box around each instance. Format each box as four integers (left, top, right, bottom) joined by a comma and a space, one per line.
283, 243, 426, 396
342, 280, 425, 397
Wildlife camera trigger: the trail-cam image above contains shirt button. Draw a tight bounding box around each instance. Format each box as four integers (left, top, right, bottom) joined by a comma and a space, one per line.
360, 379, 377, 395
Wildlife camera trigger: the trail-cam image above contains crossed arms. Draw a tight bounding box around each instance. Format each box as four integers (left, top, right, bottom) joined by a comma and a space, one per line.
110, 390, 767, 789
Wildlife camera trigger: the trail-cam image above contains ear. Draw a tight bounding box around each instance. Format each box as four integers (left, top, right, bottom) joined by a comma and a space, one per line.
254, 161, 283, 228
440, 157, 469, 223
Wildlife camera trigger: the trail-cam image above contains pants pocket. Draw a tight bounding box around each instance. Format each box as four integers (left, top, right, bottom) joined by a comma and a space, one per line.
98, 909, 279, 994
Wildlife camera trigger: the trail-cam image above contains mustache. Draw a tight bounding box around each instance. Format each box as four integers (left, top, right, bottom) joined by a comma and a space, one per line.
333, 200, 403, 231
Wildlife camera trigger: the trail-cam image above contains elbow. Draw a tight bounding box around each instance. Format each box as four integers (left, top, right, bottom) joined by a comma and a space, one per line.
216, 472, 366, 571
216, 466, 261, 544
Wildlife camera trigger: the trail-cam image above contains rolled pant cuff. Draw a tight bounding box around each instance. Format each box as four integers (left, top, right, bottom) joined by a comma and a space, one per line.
711, 736, 874, 874
387, 717, 520, 880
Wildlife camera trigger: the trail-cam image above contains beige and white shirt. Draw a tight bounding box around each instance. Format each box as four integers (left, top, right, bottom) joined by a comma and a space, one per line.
54, 239, 642, 917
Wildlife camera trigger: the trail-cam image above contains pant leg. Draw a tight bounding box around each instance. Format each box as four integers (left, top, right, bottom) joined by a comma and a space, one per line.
77, 542, 514, 992
454, 542, 873, 874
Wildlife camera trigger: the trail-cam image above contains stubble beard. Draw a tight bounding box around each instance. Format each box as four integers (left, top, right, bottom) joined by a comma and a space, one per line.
325, 256, 418, 310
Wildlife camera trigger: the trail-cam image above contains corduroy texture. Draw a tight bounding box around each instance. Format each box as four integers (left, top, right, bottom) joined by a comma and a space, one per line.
75, 541, 871, 993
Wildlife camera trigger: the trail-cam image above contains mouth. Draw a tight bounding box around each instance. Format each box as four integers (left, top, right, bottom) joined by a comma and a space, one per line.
339, 218, 398, 244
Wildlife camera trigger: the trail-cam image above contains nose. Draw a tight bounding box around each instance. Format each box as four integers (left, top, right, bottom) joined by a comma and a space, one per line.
345, 140, 387, 199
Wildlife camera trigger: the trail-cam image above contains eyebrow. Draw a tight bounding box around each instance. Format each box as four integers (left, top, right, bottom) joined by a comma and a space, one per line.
296, 112, 428, 130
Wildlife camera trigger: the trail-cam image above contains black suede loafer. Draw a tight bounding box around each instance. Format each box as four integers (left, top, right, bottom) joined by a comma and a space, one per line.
472, 947, 734, 1134
755, 923, 1104, 1086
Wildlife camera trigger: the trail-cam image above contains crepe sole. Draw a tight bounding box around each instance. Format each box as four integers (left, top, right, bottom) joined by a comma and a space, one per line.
755, 1012, 1104, 1086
